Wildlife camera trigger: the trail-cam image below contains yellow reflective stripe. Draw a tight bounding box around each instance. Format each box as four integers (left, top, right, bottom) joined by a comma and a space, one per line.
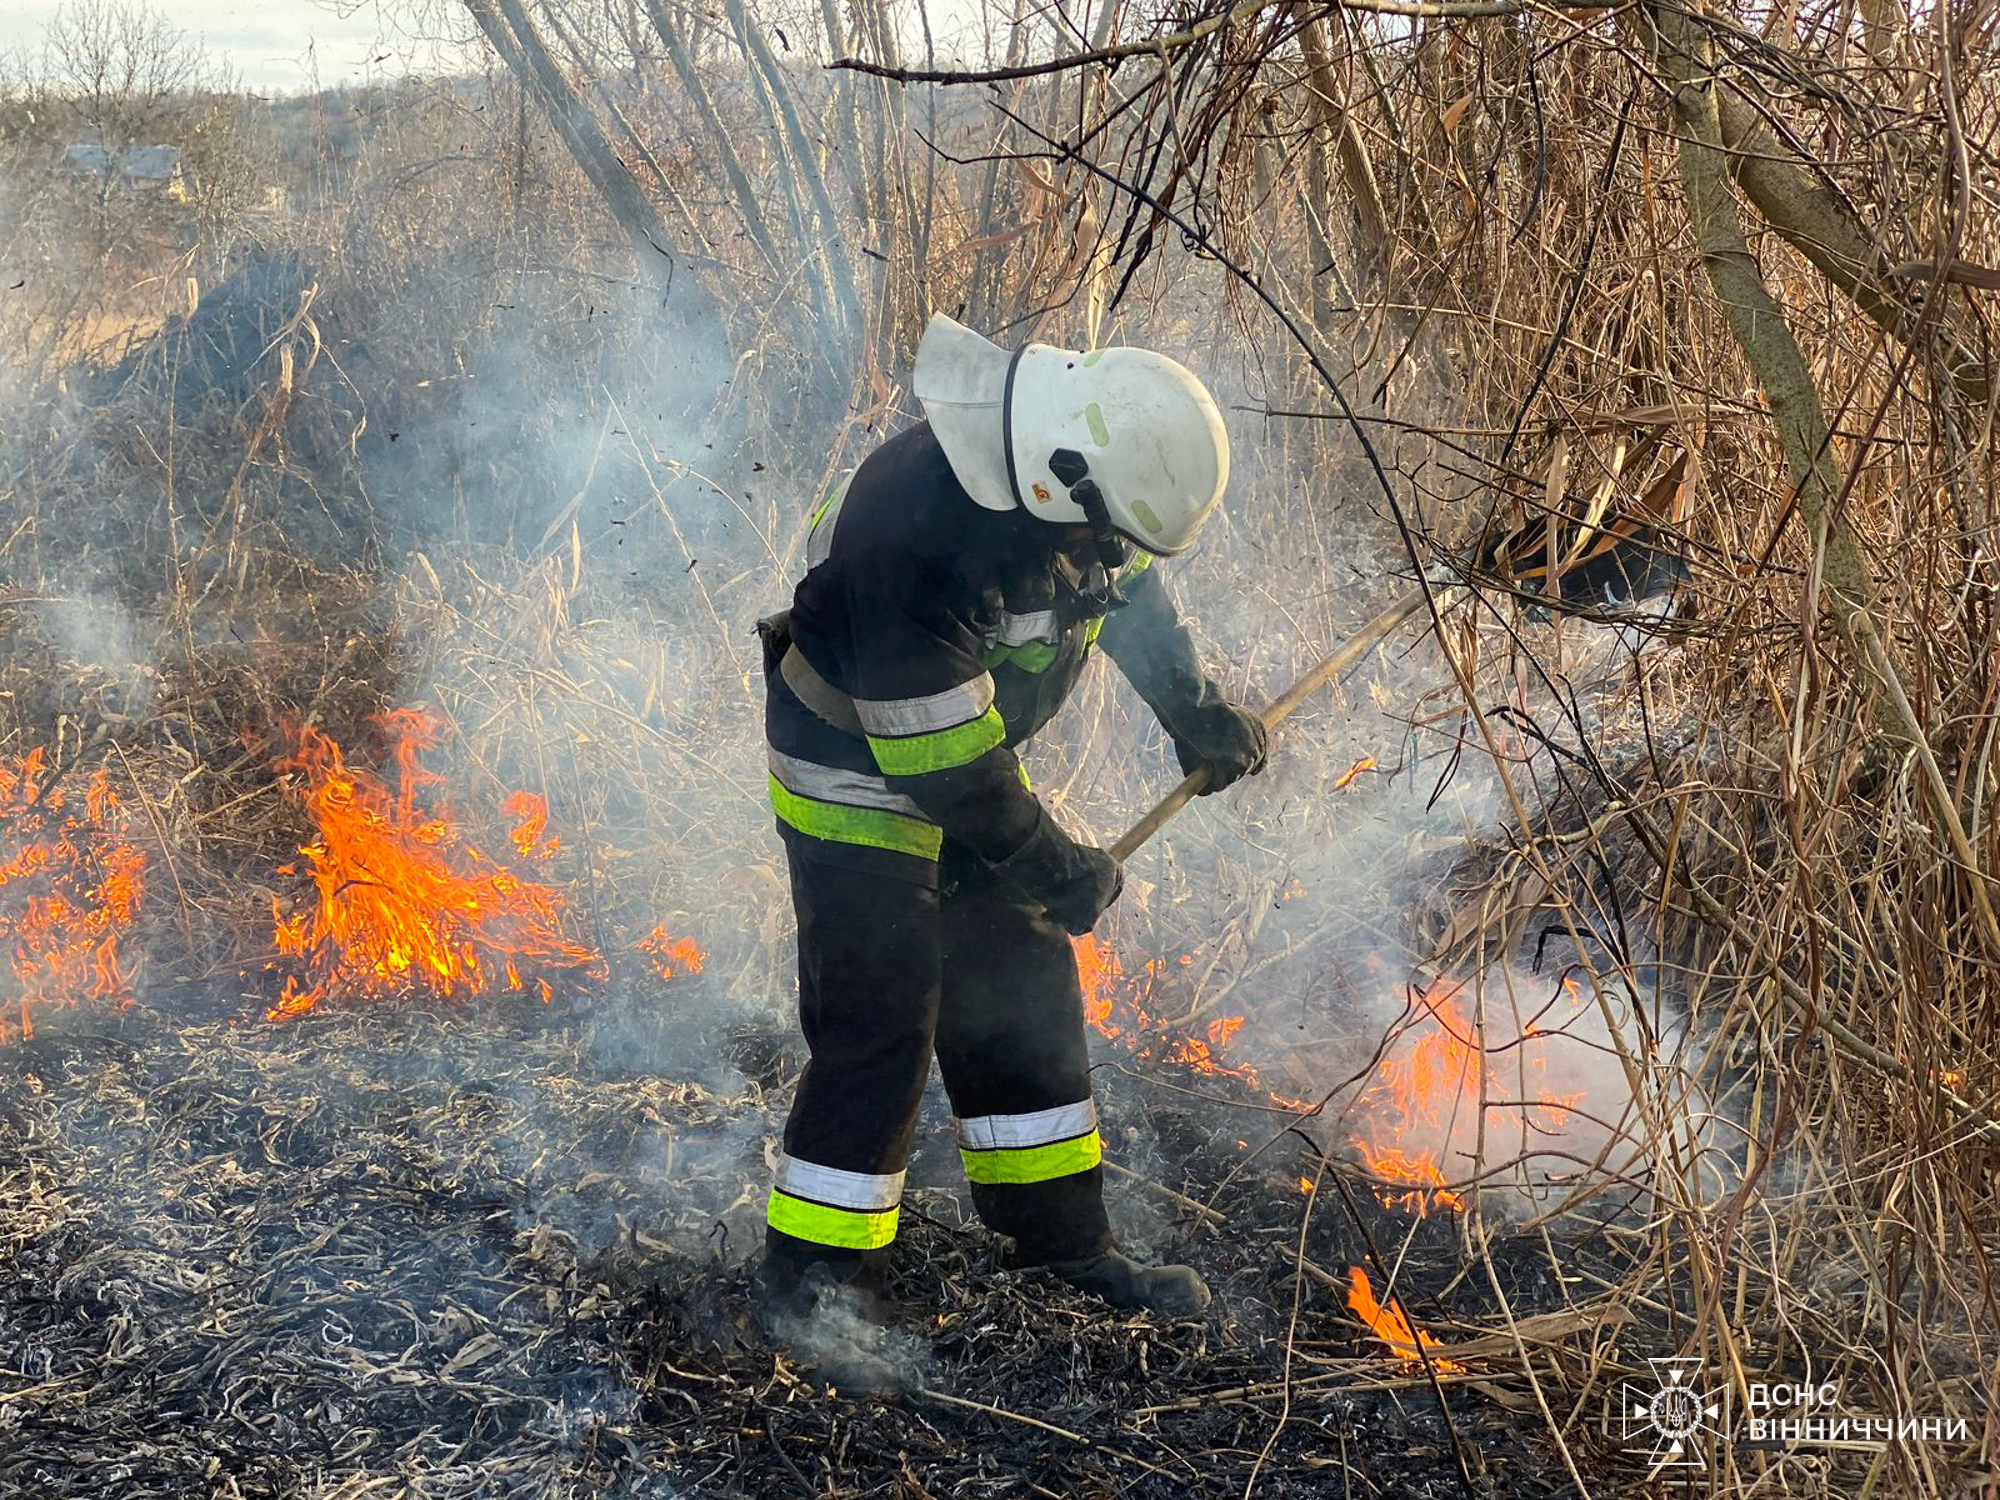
959, 1129, 1103, 1185
806, 478, 850, 569
768, 773, 942, 860
809, 492, 836, 535
1124, 548, 1155, 578
868, 705, 1005, 776
988, 640, 1059, 673
767, 1190, 899, 1249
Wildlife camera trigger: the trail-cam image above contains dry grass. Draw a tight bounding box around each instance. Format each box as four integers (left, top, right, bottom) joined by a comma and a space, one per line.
1, 0, 1997, 1492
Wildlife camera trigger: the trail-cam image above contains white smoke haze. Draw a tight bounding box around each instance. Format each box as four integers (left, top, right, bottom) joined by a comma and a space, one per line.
1029, 320, 1725, 1227
0, 148, 1722, 1239
9, 6, 1974, 1494
766, 1285, 935, 1395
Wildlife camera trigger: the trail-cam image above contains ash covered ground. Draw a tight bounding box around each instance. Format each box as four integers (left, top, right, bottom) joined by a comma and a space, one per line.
0, 989, 1651, 1498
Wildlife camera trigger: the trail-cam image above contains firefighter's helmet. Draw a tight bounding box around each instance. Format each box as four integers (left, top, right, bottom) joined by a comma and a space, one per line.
913, 313, 1229, 555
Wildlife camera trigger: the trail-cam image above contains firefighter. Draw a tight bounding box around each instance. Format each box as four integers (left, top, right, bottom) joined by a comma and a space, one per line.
756, 313, 1266, 1355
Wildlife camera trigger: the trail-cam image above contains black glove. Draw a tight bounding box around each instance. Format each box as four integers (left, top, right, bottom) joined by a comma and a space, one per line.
1172, 700, 1269, 794
990, 807, 1125, 934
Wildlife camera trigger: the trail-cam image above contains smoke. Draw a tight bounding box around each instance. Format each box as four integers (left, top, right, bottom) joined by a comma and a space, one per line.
0, 58, 1715, 1266
1024, 279, 1724, 1226
763, 1282, 934, 1396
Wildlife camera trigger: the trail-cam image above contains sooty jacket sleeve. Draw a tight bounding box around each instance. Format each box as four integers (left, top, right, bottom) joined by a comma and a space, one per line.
840, 542, 1045, 864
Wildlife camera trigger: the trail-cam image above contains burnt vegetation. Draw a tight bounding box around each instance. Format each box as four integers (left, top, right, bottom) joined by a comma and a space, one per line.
1, 0, 1996, 1495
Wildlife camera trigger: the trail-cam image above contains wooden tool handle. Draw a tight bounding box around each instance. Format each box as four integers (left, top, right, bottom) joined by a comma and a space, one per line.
1109, 586, 1439, 862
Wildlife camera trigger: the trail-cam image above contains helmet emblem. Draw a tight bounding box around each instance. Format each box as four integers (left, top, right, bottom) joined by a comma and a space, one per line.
1031, 482, 1053, 503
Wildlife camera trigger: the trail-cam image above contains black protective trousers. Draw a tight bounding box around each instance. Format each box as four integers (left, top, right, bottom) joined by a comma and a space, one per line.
764, 837, 1113, 1278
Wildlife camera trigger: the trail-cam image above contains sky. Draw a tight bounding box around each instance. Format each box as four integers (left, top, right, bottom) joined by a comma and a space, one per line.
0, 0, 1009, 94
0, 0, 431, 92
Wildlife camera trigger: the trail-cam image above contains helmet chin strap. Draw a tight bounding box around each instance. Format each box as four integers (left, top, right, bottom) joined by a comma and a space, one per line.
1048, 447, 1129, 610
1001, 354, 1125, 608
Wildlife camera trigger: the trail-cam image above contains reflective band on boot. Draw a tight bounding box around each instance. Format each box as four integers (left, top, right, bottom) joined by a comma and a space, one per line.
957, 1100, 1104, 1185
767, 1154, 904, 1250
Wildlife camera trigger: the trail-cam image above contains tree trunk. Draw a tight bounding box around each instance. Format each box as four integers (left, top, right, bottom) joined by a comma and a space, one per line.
1653, 4, 1876, 637
1714, 81, 1990, 410
1295, 9, 1388, 300
465, 0, 675, 293
721, 0, 863, 349
636, 0, 785, 274
539, 0, 707, 251
1650, 4, 2000, 956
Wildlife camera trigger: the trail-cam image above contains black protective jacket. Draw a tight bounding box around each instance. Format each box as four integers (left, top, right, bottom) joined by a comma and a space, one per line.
765, 421, 1226, 885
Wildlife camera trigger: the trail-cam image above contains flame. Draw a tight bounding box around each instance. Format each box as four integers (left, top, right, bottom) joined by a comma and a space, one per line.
1350, 977, 1586, 1215
639, 925, 706, 980
1334, 755, 1378, 790
1076, 931, 1126, 1035
1347, 1266, 1464, 1372
503, 791, 558, 858
1297, 1176, 1315, 1195
1075, 934, 1311, 1108
266, 712, 600, 1021
1076, 933, 1253, 1078
0, 748, 146, 1042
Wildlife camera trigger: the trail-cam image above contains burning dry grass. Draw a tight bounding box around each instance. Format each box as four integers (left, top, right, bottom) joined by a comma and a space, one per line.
1, 10, 1996, 1485
1346, 1266, 1465, 1373
0, 543, 1987, 1492
0, 747, 147, 1043
0, 482, 1988, 1493
266, 710, 603, 1020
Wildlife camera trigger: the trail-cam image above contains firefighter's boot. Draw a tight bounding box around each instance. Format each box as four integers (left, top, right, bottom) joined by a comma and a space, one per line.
1020, 1246, 1211, 1315
751, 1231, 906, 1396
975, 1171, 1210, 1316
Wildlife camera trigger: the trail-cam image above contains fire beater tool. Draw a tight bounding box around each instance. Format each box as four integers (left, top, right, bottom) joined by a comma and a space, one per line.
1111, 585, 1450, 861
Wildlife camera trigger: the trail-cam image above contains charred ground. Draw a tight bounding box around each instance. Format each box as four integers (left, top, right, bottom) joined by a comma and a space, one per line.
1, 992, 1653, 1499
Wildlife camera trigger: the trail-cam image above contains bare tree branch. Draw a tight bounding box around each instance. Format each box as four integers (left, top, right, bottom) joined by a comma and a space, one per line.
830, 0, 1618, 86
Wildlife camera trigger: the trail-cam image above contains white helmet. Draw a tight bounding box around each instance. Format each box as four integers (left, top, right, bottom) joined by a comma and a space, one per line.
913, 313, 1229, 555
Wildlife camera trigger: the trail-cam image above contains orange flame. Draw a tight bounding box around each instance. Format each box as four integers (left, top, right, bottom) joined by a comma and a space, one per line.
1347, 1266, 1464, 1372
0, 749, 146, 1043
1350, 978, 1585, 1215
1076, 931, 1126, 1035
267, 712, 600, 1021
1074, 934, 1311, 1107
639, 925, 706, 980
1334, 755, 1378, 790
503, 791, 558, 859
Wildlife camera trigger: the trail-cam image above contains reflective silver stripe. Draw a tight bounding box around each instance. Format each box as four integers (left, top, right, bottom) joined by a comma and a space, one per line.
956, 1099, 1098, 1152
854, 673, 996, 737
774, 1153, 905, 1211
991, 609, 1057, 647
768, 747, 929, 819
